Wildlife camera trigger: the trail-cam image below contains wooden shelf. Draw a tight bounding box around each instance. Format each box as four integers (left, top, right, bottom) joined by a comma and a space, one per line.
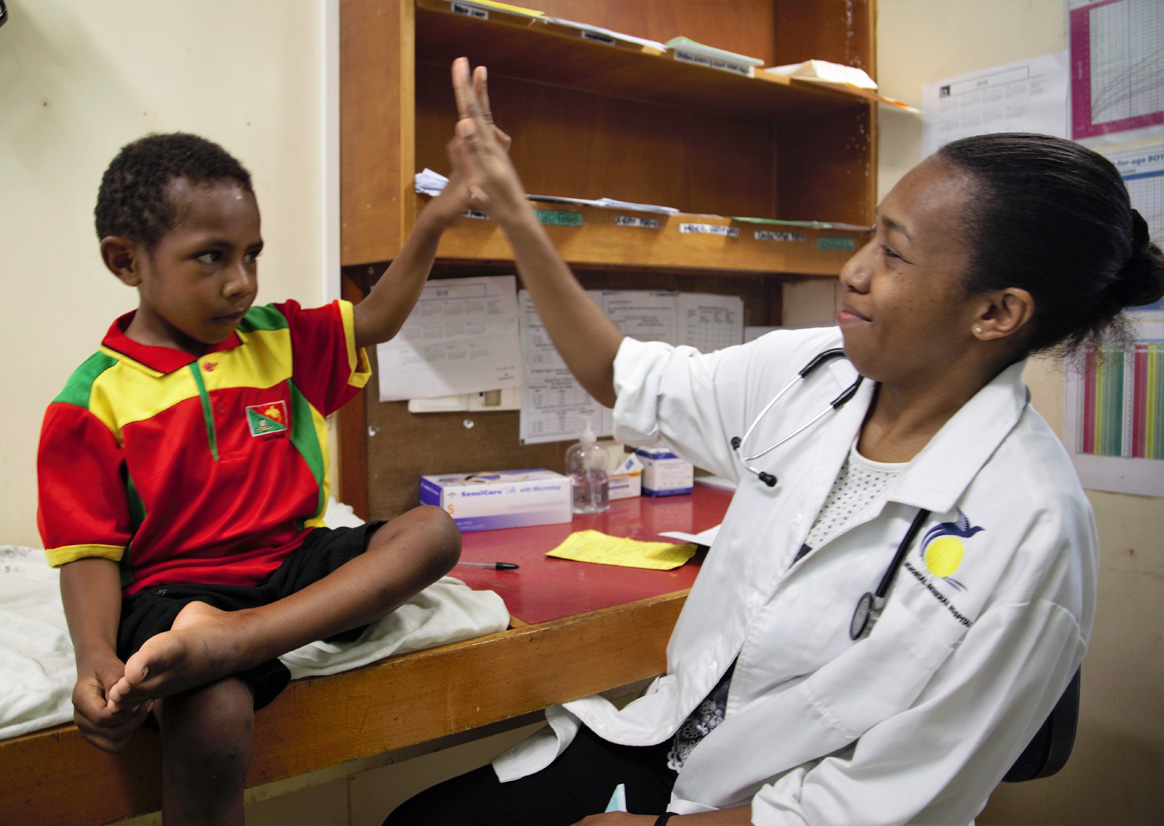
423, 195, 868, 276
340, 0, 877, 272
415, 0, 873, 122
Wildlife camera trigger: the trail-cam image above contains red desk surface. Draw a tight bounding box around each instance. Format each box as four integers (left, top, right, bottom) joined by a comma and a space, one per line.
450, 482, 733, 625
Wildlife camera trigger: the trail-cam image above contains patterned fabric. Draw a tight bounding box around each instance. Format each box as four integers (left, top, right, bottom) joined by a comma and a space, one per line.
667, 661, 735, 771
800, 439, 905, 560
37, 300, 370, 595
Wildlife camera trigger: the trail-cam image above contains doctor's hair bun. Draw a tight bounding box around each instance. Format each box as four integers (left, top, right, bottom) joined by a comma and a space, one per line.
1111, 210, 1164, 309
935, 132, 1162, 357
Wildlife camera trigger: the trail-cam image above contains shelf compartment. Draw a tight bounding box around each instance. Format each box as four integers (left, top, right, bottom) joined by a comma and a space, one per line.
414, 0, 874, 122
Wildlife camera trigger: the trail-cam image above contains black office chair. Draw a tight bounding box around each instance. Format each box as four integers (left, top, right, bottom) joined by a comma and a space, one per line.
1002, 668, 1082, 782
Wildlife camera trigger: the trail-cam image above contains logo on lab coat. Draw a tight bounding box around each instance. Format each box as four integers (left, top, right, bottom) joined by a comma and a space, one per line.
917, 510, 983, 592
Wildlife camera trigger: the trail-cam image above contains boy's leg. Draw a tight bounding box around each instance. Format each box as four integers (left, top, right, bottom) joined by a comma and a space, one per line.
156, 677, 255, 826
110, 505, 461, 707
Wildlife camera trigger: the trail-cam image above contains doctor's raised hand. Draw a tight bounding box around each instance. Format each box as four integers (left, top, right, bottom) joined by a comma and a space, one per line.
384, 57, 1164, 826
450, 56, 625, 407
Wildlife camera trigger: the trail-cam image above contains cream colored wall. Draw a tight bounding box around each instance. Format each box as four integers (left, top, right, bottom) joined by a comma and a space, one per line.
0, 0, 328, 548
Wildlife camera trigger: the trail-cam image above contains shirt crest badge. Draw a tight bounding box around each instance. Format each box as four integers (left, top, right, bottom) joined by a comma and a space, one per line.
245, 400, 289, 437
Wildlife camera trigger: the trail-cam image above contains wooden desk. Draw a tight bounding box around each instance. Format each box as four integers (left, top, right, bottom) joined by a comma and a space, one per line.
0, 485, 732, 826
454, 484, 732, 624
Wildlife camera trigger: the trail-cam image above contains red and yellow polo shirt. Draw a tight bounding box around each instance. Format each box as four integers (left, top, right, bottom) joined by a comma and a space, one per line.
37, 299, 370, 595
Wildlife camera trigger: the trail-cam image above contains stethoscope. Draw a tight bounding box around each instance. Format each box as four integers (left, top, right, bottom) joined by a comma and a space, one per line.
728, 348, 930, 640
730, 349, 863, 488
848, 507, 931, 640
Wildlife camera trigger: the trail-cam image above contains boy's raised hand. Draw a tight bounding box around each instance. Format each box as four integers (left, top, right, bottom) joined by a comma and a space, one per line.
450, 58, 527, 226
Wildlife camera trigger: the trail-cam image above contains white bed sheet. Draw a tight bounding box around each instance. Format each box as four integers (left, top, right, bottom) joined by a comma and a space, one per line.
0, 500, 510, 741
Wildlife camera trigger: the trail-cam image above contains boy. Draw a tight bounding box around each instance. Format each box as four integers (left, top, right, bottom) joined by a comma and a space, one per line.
36, 129, 479, 825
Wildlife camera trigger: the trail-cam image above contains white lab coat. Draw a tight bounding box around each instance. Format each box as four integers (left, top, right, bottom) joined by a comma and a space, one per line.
494, 327, 1096, 825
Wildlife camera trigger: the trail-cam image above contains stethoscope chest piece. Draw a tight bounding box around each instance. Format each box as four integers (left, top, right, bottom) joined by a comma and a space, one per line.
849, 592, 881, 640
849, 508, 932, 641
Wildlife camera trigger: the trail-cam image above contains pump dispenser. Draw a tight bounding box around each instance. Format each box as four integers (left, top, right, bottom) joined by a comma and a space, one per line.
565, 418, 610, 514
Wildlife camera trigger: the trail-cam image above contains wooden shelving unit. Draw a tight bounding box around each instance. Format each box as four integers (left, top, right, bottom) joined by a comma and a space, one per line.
337, 0, 877, 518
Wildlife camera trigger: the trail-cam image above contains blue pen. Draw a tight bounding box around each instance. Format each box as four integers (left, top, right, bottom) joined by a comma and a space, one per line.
456, 561, 519, 570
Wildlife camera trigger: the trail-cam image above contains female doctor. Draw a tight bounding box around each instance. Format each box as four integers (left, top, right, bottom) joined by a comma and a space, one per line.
386, 60, 1164, 826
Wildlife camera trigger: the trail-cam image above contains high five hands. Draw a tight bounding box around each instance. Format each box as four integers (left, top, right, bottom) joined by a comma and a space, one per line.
449, 57, 526, 225
448, 56, 624, 408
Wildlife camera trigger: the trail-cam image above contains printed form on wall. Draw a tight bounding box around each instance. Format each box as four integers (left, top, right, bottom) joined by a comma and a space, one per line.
518, 291, 744, 445
920, 52, 1069, 159
517, 289, 612, 445
1069, 0, 1164, 146
376, 275, 522, 402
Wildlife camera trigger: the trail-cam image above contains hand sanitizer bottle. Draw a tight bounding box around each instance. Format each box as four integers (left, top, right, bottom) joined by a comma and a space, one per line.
566, 418, 610, 514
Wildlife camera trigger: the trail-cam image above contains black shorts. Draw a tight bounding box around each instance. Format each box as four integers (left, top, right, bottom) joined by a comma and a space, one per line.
117, 520, 386, 711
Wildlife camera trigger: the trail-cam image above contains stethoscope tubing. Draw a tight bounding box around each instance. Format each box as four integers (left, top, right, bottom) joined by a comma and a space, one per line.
732, 349, 863, 480
875, 507, 931, 598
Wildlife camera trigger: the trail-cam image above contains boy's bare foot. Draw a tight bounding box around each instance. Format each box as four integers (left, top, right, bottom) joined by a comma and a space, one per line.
108, 601, 262, 710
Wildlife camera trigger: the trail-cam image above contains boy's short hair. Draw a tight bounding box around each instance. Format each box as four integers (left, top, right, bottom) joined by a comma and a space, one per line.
95, 132, 254, 251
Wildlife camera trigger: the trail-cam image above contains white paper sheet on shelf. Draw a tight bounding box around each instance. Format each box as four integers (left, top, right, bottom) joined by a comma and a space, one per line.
765, 59, 877, 89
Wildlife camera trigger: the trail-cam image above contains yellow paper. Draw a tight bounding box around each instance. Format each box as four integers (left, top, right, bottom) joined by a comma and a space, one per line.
546, 530, 696, 570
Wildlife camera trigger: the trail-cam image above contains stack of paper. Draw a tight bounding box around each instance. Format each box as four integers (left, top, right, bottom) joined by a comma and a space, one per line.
766, 59, 878, 89
764, 60, 919, 112
416, 170, 678, 214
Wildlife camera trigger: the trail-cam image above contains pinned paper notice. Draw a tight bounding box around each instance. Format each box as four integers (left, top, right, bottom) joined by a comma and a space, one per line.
546, 530, 696, 570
